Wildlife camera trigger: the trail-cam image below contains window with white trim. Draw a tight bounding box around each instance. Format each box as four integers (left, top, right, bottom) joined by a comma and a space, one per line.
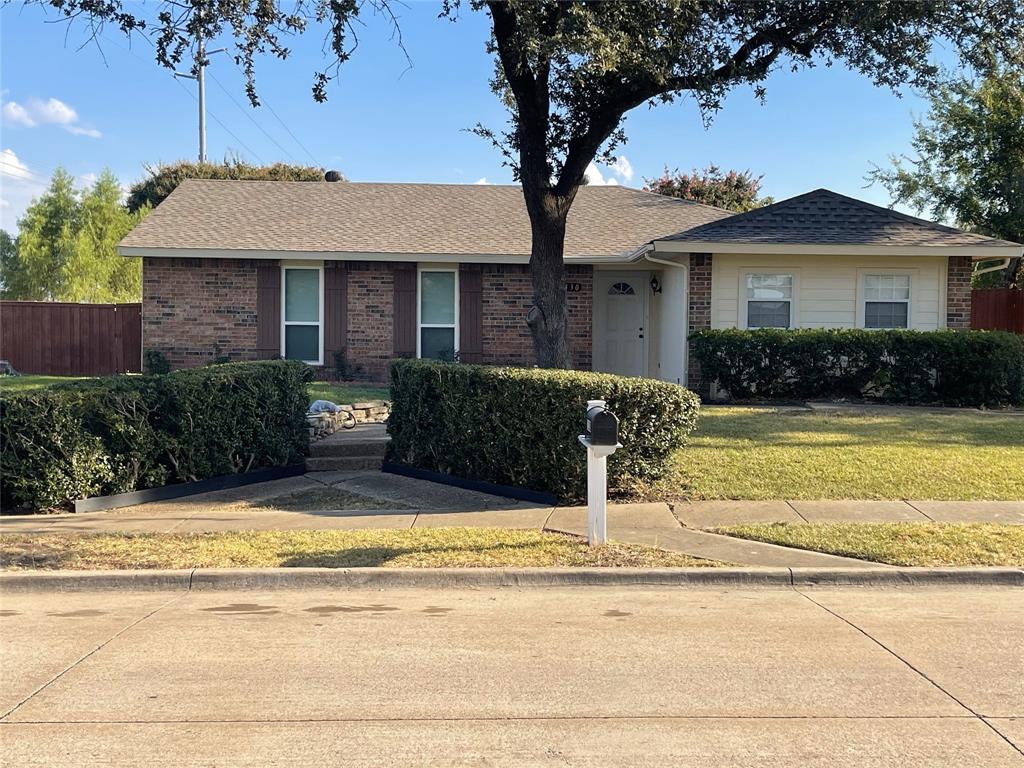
863, 274, 910, 328
418, 269, 458, 360
745, 274, 793, 328
282, 266, 323, 364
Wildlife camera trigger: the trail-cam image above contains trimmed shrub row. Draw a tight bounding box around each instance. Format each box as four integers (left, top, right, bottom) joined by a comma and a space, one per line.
386, 359, 701, 501
689, 328, 1024, 407
0, 360, 311, 512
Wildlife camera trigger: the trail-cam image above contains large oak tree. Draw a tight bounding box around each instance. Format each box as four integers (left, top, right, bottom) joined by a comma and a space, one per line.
31, 0, 1024, 366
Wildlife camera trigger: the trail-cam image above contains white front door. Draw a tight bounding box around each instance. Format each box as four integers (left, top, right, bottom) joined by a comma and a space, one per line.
594, 274, 647, 377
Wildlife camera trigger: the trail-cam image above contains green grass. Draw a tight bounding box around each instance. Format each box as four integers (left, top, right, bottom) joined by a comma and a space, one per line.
713, 522, 1024, 567
308, 381, 389, 405
658, 407, 1024, 501
0, 374, 386, 408
0, 375, 87, 392
0, 528, 717, 570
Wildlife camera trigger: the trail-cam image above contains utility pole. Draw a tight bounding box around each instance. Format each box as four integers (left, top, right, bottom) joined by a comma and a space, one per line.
174, 31, 223, 163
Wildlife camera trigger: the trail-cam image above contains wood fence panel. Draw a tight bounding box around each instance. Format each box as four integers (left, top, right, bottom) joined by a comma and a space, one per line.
971, 289, 1024, 334
0, 301, 142, 375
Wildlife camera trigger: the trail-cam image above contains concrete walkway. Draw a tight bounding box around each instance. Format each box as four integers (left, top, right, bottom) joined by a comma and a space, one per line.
2, 471, 1020, 567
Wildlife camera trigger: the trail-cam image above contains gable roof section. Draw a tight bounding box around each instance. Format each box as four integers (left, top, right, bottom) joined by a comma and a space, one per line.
658, 188, 1021, 250
119, 179, 732, 259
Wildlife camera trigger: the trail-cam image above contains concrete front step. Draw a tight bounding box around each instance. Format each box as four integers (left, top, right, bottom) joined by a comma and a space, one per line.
305, 455, 384, 472
310, 440, 388, 458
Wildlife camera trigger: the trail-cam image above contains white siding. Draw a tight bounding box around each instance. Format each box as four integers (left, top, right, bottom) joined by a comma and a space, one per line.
710, 254, 947, 331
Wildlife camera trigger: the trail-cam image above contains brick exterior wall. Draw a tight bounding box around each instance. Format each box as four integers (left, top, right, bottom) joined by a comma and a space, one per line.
946, 255, 973, 329
143, 258, 593, 376
480, 263, 592, 370
142, 257, 259, 368
687, 253, 713, 391
346, 262, 395, 380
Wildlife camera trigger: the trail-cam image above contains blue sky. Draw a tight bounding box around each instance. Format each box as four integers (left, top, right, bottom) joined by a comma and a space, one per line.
1, 2, 945, 231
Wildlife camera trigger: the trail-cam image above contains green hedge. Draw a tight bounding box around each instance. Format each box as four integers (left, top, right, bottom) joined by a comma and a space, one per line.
689, 329, 1024, 407
386, 359, 701, 501
0, 360, 311, 512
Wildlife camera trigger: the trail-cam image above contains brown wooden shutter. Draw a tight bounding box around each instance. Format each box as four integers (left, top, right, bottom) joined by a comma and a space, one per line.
459, 263, 483, 363
256, 261, 281, 359
324, 261, 348, 365
392, 262, 417, 358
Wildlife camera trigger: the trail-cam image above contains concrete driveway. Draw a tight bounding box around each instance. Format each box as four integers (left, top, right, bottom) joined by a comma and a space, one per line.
1, 585, 1021, 766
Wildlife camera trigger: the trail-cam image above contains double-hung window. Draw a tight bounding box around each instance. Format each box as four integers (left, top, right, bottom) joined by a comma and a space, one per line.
745, 274, 794, 328
418, 268, 458, 360
282, 266, 323, 364
863, 274, 910, 328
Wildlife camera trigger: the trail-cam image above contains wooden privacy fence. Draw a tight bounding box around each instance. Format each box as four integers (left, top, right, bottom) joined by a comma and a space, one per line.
971, 289, 1023, 334
0, 301, 142, 375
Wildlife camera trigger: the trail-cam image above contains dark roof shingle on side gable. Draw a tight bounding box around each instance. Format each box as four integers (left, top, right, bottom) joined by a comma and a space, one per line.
120, 179, 733, 258
662, 188, 1020, 248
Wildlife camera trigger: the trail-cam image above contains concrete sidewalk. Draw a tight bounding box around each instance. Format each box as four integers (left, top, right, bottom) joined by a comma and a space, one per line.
2, 471, 1020, 568
2, 585, 1021, 766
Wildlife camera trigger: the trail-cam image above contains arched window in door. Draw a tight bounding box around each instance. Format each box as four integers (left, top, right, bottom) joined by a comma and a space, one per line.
608, 282, 636, 296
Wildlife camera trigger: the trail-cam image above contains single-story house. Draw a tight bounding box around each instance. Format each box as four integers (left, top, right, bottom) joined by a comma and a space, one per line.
118, 179, 1023, 388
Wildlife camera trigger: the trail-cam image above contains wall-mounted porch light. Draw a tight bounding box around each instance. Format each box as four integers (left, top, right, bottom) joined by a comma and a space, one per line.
650, 275, 662, 294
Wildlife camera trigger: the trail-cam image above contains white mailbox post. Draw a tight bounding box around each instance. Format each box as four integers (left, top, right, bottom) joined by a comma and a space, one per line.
577, 399, 622, 546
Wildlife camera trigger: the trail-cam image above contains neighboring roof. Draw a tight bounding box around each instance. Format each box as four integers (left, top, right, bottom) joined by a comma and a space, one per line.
659, 188, 1021, 249
119, 179, 732, 258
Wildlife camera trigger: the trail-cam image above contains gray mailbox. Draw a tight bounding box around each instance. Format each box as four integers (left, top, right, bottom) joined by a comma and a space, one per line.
585, 403, 619, 446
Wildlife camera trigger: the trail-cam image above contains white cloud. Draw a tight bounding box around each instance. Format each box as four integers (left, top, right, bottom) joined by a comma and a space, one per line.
2, 101, 34, 127
1, 97, 102, 138
584, 162, 618, 186
0, 149, 46, 230
0, 148, 34, 181
474, 177, 489, 185
77, 172, 98, 188
585, 155, 634, 186
610, 155, 634, 182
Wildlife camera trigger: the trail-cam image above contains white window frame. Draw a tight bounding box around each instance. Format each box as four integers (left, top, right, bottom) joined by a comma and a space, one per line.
740, 271, 798, 329
857, 269, 915, 330
416, 265, 459, 360
281, 263, 324, 365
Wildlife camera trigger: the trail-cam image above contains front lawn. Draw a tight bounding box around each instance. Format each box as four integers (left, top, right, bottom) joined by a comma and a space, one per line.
713, 522, 1024, 567
662, 407, 1024, 500
0, 529, 716, 569
0, 375, 86, 392
0, 374, 387, 407
308, 381, 389, 406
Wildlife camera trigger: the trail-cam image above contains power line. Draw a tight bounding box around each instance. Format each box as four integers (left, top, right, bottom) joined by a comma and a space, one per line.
205, 69, 303, 165
261, 100, 321, 167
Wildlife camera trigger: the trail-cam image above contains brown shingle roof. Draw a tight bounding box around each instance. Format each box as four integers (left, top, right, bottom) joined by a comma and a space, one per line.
661, 188, 1021, 248
120, 179, 732, 258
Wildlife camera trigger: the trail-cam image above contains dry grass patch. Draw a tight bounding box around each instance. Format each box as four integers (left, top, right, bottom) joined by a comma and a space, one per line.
0, 528, 718, 570
713, 522, 1024, 567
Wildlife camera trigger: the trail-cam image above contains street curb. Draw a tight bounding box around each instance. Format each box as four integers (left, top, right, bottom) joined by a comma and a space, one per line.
0, 566, 1020, 592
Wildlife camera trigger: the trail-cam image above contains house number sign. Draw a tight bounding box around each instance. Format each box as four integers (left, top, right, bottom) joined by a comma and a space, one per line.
565, 282, 582, 293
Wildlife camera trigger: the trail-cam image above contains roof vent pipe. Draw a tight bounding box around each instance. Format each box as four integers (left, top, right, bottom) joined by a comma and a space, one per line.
324, 170, 343, 182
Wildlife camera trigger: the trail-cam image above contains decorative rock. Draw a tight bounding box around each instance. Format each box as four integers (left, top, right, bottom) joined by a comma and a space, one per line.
308, 400, 390, 443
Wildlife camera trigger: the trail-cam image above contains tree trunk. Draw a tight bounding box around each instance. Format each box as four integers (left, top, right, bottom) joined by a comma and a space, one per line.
523, 189, 574, 368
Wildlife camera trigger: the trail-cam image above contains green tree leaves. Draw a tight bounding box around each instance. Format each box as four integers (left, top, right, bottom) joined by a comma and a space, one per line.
645, 165, 773, 212
6, 168, 147, 303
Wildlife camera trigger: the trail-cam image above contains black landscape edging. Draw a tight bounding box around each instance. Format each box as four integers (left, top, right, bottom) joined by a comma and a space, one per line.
72, 464, 308, 513
381, 461, 558, 506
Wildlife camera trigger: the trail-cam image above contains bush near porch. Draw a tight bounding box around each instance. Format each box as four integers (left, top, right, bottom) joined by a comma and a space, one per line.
386, 359, 701, 501
0, 360, 311, 512
690, 328, 1024, 407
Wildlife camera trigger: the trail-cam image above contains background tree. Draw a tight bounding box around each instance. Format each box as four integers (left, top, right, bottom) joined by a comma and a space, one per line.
9, 169, 147, 302
870, 55, 1024, 288
126, 159, 327, 213
66, 171, 148, 303
14, 168, 80, 301
35, 0, 1024, 366
0, 230, 29, 299
645, 165, 773, 212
